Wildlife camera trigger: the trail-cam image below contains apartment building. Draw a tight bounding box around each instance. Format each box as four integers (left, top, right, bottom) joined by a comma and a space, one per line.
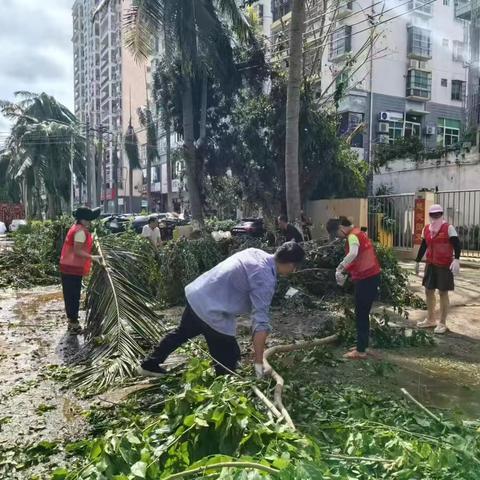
270, 0, 469, 162
72, 0, 147, 213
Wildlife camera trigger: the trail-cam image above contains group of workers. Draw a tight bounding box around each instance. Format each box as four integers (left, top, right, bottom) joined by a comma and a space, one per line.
59, 204, 461, 375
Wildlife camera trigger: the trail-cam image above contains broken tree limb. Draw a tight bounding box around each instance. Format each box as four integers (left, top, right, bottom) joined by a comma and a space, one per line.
263, 334, 339, 430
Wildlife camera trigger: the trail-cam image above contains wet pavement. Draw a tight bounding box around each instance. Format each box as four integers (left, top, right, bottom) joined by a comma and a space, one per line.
0, 287, 87, 478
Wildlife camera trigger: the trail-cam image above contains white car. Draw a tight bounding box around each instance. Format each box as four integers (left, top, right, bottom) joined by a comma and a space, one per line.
9, 219, 27, 232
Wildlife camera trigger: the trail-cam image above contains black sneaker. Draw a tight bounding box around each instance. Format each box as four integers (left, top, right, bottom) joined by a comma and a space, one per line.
138, 360, 167, 377
67, 320, 83, 335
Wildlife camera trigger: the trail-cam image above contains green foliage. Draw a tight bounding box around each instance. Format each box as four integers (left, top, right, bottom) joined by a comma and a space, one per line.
375, 243, 426, 312
0, 216, 72, 288
374, 136, 425, 169
336, 308, 435, 348
156, 238, 225, 305
204, 217, 238, 233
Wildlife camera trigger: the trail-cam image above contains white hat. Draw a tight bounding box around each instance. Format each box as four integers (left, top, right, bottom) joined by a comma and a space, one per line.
429, 204, 443, 214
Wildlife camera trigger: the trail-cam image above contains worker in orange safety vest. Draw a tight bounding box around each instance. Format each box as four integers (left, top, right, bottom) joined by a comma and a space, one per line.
415, 204, 461, 334
328, 216, 382, 360
59, 207, 101, 334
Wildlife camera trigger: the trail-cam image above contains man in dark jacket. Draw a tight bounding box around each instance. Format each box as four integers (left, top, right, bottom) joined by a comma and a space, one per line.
278, 215, 303, 243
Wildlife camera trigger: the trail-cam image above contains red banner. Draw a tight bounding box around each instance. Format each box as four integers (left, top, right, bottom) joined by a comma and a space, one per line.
414, 198, 425, 245
0, 203, 25, 227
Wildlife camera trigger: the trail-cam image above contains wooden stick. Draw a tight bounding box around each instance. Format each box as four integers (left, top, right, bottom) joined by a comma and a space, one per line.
400, 388, 442, 423
162, 461, 280, 480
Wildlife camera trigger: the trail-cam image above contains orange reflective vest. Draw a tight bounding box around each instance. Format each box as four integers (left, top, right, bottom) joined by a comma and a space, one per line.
60, 224, 93, 277
345, 228, 381, 281
425, 223, 453, 267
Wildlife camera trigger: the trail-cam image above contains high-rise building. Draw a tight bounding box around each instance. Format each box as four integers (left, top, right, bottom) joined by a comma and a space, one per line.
72, 0, 148, 212
269, 0, 469, 163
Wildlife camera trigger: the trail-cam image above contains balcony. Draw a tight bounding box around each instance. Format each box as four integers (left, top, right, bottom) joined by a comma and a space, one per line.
406, 69, 431, 101
408, 0, 433, 17
455, 0, 475, 20
337, 1, 354, 19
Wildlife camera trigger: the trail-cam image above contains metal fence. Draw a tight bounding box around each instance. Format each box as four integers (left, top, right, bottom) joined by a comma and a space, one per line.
368, 193, 415, 250
436, 189, 480, 258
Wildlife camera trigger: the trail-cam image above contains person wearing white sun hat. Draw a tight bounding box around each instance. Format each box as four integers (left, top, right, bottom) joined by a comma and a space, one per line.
415, 204, 461, 334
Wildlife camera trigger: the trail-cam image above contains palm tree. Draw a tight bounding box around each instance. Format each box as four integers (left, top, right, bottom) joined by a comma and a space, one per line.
125, 0, 253, 229
285, 0, 305, 228
138, 106, 158, 211
0, 92, 85, 219
124, 120, 141, 213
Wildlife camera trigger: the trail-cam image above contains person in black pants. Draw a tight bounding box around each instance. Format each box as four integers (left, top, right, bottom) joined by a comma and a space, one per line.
327, 217, 382, 360
140, 243, 306, 377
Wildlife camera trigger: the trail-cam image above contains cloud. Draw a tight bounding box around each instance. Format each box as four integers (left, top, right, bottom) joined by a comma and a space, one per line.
0, 0, 73, 134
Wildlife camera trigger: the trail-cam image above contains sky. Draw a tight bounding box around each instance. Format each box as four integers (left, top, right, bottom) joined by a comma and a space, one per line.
0, 0, 74, 133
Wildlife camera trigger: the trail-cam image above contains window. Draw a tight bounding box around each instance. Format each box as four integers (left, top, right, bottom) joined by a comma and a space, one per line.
443, 0, 450, 5
272, 0, 291, 21
407, 26, 432, 59
408, 0, 433, 15
388, 120, 404, 143
441, 78, 448, 87
437, 118, 460, 146
451, 80, 466, 101
335, 70, 350, 89
329, 25, 352, 60
406, 69, 432, 99
257, 4, 264, 21
452, 40, 465, 63
340, 112, 364, 147
442, 38, 449, 48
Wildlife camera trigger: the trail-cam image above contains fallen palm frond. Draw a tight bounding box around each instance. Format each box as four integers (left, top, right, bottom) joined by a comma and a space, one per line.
71, 235, 166, 393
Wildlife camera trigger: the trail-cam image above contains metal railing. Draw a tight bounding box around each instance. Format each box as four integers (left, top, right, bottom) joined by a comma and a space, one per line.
436, 189, 480, 258
368, 193, 415, 250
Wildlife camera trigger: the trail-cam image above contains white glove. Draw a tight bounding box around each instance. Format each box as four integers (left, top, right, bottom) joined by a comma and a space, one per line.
450, 259, 460, 276
335, 270, 347, 287
415, 262, 420, 275
254, 363, 264, 379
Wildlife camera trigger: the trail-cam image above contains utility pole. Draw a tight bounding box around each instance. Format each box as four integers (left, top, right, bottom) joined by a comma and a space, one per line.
96, 125, 104, 209
113, 133, 119, 214
103, 136, 108, 212
70, 136, 75, 213
85, 119, 93, 206
367, 0, 376, 196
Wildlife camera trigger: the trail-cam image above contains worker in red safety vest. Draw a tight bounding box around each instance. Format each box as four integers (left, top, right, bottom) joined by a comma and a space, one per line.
60, 207, 101, 334
328, 216, 382, 360
415, 204, 461, 334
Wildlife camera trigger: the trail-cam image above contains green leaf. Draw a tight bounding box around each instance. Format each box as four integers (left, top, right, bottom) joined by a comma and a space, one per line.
131, 461, 147, 478
51, 468, 69, 480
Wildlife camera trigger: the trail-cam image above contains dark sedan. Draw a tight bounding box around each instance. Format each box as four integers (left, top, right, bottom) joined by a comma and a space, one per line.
231, 218, 265, 237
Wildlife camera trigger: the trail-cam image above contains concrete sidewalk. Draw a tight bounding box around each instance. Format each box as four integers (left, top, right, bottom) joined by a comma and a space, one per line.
401, 261, 480, 340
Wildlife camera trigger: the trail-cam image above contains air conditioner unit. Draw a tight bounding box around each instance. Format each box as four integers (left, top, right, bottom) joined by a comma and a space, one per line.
378, 134, 390, 144
378, 122, 389, 133
378, 111, 392, 122
425, 125, 436, 135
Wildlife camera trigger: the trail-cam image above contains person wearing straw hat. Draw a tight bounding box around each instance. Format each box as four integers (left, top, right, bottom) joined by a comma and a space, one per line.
415, 204, 461, 334
59, 207, 102, 334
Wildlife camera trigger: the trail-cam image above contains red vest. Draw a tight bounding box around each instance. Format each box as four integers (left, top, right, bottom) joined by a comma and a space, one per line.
425, 223, 453, 267
345, 228, 381, 281
60, 224, 93, 276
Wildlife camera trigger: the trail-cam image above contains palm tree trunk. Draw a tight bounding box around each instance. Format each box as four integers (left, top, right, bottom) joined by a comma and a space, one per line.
199, 69, 208, 146
166, 123, 172, 212
182, 79, 204, 229
285, 0, 305, 227
129, 168, 133, 213
146, 155, 151, 212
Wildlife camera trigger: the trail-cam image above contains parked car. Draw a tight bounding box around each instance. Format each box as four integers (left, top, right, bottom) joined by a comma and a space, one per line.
9, 219, 27, 232
103, 215, 132, 234
231, 218, 265, 237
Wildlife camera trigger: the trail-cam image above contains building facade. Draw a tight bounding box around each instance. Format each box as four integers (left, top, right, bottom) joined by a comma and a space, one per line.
72, 0, 147, 213
270, 0, 469, 163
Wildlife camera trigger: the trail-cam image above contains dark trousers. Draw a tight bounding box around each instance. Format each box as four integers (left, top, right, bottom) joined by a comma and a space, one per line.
61, 273, 83, 322
354, 274, 380, 352
147, 303, 241, 375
